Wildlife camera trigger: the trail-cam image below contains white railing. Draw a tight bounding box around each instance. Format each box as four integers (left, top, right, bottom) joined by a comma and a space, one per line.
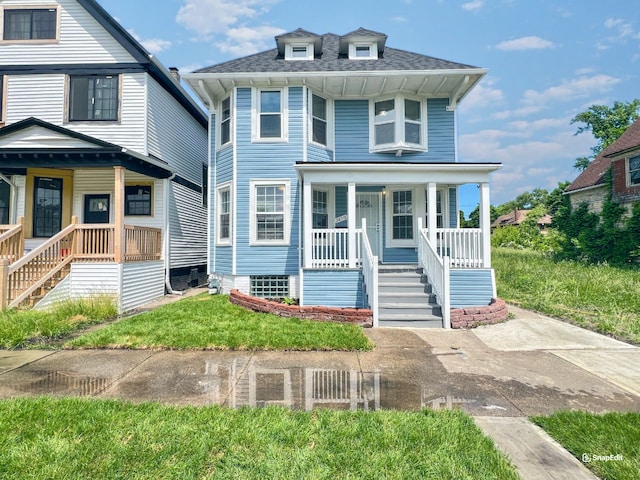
360, 219, 378, 327
418, 228, 450, 329
425, 228, 484, 268
310, 228, 362, 268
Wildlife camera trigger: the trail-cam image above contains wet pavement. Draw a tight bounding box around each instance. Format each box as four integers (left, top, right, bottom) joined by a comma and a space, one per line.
1, 307, 639, 415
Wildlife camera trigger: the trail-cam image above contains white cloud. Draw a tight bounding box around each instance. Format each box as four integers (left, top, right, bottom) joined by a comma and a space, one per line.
391, 16, 409, 23
216, 26, 285, 56
460, 83, 505, 112
522, 74, 620, 107
128, 29, 172, 54
177, 0, 280, 37
495, 36, 555, 51
598, 17, 640, 51
462, 0, 484, 12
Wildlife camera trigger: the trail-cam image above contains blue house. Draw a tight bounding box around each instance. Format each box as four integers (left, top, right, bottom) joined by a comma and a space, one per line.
185, 28, 501, 328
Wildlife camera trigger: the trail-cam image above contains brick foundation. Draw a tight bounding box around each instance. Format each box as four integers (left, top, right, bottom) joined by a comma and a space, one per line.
450, 298, 509, 329
229, 290, 373, 327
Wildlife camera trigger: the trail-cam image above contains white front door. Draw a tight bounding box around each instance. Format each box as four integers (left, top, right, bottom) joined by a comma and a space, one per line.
356, 192, 382, 259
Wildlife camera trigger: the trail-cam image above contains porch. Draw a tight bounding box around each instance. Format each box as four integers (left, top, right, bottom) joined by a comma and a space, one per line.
296, 162, 500, 328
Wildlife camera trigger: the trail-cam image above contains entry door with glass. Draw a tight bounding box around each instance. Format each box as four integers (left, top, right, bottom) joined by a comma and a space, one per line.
33, 177, 63, 237
83, 194, 110, 224
356, 192, 382, 258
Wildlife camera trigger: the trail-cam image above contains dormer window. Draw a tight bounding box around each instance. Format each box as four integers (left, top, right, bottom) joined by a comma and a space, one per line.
285, 43, 314, 60
349, 42, 377, 60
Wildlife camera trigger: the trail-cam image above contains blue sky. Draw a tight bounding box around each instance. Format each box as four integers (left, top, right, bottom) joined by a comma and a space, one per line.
100, 0, 640, 215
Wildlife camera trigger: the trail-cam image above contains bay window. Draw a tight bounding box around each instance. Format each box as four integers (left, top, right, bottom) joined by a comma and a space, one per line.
371, 95, 426, 152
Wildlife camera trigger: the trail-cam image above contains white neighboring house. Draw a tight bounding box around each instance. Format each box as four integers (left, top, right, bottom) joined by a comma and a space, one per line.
0, 0, 208, 312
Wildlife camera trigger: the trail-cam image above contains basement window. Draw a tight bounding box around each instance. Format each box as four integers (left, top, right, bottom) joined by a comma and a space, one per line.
250, 275, 290, 298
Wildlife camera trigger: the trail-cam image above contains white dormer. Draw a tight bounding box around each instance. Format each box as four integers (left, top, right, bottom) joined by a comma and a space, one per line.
275, 29, 322, 61
349, 42, 378, 60
285, 43, 314, 61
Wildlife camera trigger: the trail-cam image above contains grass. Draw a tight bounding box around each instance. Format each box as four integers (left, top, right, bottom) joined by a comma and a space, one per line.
0, 297, 117, 349
493, 247, 640, 344
0, 397, 518, 480
531, 411, 640, 480
67, 294, 373, 351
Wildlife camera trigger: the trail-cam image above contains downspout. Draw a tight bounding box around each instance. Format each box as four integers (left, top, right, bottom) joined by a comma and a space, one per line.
163, 174, 183, 295
0, 173, 18, 223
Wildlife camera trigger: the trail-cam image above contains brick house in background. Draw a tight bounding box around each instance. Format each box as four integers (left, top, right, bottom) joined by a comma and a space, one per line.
565, 118, 640, 214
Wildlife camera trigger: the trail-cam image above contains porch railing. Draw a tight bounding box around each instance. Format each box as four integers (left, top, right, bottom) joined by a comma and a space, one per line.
0, 217, 24, 264
425, 228, 484, 268
310, 228, 362, 268
418, 228, 450, 329
361, 219, 378, 327
2, 221, 162, 308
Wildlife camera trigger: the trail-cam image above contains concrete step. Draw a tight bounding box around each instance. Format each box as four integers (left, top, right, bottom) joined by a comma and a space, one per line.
379, 305, 442, 317
378, 318, 443, 328
378, 312, 443, 323
379, 291, 438, 303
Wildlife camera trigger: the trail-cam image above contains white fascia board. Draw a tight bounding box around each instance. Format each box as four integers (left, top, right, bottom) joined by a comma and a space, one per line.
295, 162, 501, 184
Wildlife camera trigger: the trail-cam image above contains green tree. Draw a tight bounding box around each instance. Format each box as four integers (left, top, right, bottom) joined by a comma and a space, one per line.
571, 99, 640, 170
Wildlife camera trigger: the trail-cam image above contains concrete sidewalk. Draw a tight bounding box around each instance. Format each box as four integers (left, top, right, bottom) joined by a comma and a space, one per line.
0, 304, 638, 479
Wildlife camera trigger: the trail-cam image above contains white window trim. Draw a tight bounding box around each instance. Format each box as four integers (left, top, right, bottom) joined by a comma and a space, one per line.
311, 186, 335, 229
627, 154, 640, 187
369, 95, 428, 153
385, 187, 416, 248
425, 188, 449, 229
349, 42, 378, 60
252, 87, 289, 143
0, 5, 60, 44
308, 92, 333, 149
216, 182, 232, 246
219, 95, 232, 148
250, 179, 291, 246
285, 43, 314, 60
0, 74, 6, 126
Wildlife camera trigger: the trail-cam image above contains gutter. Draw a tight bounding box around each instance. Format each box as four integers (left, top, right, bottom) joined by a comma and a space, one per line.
163, 174, 183, 296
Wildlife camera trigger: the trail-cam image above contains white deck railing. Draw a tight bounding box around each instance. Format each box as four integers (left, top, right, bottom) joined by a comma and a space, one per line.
418, 228, 450, 329
360, 219, 378, 328
425, 228, 484, 268
310, 228, 362, 268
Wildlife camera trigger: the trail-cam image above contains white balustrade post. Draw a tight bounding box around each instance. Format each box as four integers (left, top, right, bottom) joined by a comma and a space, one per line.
347, 182, 356, 268
427, 182, 437, 247
303, 181, 313, 268
479, 182, 491, 268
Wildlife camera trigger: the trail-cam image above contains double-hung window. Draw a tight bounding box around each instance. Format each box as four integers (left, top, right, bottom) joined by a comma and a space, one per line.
312, 190, 328, 229
425, 190, 444, 228
391, 190, 413, 242
3, 8, 57, 41
311, 94, 327, 146
69, 75, 118, 121
220, 96, 231, 145
629, 155, 640, 186
371, 96, 425, 152
258, 90, 283, 139
251, 180, 290, 245
217, 185, 231, 244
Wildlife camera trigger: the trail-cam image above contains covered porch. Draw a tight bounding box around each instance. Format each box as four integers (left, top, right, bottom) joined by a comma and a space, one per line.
296, 162, 501, 328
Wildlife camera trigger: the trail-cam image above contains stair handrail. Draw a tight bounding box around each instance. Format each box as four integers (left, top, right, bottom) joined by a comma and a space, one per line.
360, 218, 378, 327
7, 221, 78, 308
418, 220, 450, 329
0, 217, 24, 264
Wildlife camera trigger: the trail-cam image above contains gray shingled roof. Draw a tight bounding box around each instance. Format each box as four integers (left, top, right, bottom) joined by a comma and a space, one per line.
194, 32, 478, 74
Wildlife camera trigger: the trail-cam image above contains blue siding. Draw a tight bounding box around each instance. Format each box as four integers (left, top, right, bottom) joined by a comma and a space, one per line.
217, 147, 233, 184
450, 269, 494, 308
334, 186, 347, 228
449, 187, 457, 228
235, 87, 302, 276
303, 270, 365, 308
216, 246, 232, 274
308, 144, 333, 162
334, 98, 455, 163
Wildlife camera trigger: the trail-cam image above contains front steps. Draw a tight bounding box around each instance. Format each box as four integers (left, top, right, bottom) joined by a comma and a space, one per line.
377, 265, 443, 328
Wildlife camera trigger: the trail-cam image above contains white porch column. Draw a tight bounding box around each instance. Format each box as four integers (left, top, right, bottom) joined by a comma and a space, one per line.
427, 182, 437, 245
347, 182, 356, 268
303, 181, 313, 268
479, 182, 491, 268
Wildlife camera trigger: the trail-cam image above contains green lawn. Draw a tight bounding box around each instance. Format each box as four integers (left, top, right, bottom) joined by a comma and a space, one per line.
493, 247, 640, 344
67, 294, 373, 351
0, 298, 117, 349
0, 397, 518, 480
531, 411, 640, 480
